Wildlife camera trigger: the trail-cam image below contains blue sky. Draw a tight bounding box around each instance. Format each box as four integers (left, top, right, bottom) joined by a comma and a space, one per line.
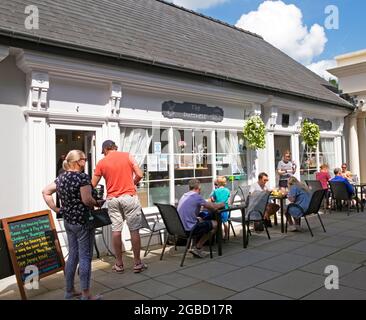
171, 0, 366, 79
200, 0, 365, 61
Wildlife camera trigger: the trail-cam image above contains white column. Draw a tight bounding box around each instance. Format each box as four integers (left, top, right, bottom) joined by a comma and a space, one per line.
168, 127, 175, 205
211, 130, 217, 184
357, 115, 366, 182
265, 131, 276, 189
334, 136, 343, 170
291, 133, 301, 180
28, 116, 48, 211
348, 114, 361, 179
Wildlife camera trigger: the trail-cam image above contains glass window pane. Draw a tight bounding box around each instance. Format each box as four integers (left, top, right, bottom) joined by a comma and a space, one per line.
299, 138, 317, 181
319, 138, 335, 172
148, 181, 170, 207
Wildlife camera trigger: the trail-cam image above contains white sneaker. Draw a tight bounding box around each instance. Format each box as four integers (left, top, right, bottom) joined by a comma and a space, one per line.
288, 225, 297, 232
190, 248, 206, 258
295, 225, 303, 232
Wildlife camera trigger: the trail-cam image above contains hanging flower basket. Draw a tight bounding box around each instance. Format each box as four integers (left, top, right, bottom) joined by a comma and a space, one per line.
300, 119, 320, 150
243, 115, 266, 149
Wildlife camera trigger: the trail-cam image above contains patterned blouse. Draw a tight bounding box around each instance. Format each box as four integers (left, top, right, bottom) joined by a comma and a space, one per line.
56, 171, 94, 225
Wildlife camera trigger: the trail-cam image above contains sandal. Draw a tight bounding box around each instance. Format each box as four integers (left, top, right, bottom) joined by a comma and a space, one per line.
133, 262, 148, 273
80, 294, 103, 300
112, 264, 124, 273
64, 291, 82, 300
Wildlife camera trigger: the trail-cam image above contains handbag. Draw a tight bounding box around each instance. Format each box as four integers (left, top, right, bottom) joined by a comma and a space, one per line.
87, 207, 112, 229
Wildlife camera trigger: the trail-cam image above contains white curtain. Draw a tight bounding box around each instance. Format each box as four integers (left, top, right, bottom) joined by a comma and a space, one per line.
320, 138, 335, 170
120, 128, 152, 166
228, 131, 244, 174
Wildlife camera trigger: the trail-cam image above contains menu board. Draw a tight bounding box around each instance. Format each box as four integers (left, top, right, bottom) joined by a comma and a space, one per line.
2, 210, 64, 299
0, 220, 14, 280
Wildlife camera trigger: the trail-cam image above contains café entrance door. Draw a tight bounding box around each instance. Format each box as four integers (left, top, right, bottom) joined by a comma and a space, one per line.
55, 130, 97, 177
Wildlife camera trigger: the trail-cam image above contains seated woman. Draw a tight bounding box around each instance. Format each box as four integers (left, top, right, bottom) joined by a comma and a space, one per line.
285, 176, 311, 232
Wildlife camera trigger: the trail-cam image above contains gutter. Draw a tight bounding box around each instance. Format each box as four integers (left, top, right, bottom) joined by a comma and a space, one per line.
0, 29, 353, 110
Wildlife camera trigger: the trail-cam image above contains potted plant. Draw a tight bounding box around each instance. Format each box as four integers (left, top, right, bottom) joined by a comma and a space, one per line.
300, 119, 320, 150
243, 115, 266, 149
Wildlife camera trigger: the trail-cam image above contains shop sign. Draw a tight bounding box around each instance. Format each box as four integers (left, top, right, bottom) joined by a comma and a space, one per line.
162, 101, 224, 122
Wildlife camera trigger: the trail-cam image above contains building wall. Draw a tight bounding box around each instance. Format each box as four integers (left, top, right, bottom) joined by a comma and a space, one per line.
338, 74, 366, 95
0, 55, 27, 218
0, 48, 350, 254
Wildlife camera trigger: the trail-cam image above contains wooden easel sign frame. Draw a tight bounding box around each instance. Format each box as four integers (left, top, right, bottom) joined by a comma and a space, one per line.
2, 210, 65, 300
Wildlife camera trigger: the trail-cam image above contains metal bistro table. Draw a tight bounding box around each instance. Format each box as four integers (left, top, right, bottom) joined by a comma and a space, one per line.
216, 203, 247, 255
270, 194, 287, 233
353, 183, 366, 212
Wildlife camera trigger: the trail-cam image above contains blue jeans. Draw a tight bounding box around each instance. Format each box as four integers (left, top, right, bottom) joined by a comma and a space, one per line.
64, 221, 95, 292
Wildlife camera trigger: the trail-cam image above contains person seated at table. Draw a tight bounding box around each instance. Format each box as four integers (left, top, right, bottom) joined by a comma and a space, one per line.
331, 168, 355, 197
210, 176, 231, 239
177, 179, 224, 258
341, 163, 353, 182
250, 172, 280, 229
286, 176, 311, 232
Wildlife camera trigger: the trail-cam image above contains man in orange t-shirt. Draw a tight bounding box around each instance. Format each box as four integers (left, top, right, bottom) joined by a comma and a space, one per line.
92, 140, 146, 273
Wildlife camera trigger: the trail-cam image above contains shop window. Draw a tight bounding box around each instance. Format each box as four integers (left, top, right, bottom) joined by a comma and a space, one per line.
173, 128, 213, 203
216, 130, 248, 191
299, 137, 335, 181
121, 127, 170, 207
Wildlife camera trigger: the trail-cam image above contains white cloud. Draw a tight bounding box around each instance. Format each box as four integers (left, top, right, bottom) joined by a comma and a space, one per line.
235, 1, 327, 65
171, 0, 229, 10
307, 60, 337, 81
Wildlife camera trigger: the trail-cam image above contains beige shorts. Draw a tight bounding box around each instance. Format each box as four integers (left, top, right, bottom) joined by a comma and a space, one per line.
107, 195, 142, 232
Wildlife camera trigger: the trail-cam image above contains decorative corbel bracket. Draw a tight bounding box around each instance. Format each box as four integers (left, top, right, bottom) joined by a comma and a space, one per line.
110, 83, 122, 116
30, 71, 49, 110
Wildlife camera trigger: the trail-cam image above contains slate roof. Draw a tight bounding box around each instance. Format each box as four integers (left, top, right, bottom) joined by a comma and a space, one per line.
0, 0, 352, 108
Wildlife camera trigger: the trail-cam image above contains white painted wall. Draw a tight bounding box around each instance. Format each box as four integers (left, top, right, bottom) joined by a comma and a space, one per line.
0, 56, 27, 218
48, 77, 110, 115
121, 88, 245, 128
338, 74, 366, 95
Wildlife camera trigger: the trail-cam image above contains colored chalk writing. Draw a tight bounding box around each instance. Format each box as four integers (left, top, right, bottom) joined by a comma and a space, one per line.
7, 215, 62, 282
2, 211, 64, 299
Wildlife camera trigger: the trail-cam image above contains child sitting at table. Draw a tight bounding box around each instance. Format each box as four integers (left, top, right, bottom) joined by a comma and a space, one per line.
210, 176, 231, 239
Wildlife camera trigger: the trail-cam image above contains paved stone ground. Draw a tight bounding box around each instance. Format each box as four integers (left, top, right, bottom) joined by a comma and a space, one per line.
1, 210, 366, 300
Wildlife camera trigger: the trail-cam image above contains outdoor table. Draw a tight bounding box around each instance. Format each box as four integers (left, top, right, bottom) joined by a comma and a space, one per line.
352, 183, 366, 212
216, 203, 247, 255
270, 194, 288, 233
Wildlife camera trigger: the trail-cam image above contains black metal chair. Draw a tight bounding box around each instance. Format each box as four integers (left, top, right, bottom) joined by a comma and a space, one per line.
305, 180, 323, 192
329, 181, 358, 216
285, 189, 326, 237
306, 179, 329, 213
141, 209, 166, 257
244, 191, 271, 245
154, 203, 213, 267
227, 186, 250, 239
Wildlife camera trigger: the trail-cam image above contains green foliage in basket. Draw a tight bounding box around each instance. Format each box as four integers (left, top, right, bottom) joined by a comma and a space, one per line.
301, 119, 320, 150
243, 115, 266, 149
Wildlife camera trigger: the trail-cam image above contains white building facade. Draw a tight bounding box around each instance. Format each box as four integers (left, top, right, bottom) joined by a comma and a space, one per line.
0, 47, 349, 219
0, 1, 353, 252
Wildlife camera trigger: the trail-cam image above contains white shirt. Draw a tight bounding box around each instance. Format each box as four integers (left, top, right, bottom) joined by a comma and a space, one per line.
250, 182, 270, 194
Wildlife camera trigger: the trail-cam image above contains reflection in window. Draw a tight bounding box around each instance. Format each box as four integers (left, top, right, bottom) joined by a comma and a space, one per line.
299, 137, 335, 181
216, 130, 248, 191
121, 127, 170, 207
319, 138, 335, 171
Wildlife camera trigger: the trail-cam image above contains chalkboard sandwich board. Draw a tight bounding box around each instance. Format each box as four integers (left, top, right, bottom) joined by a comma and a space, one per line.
2, 210, 65, 300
